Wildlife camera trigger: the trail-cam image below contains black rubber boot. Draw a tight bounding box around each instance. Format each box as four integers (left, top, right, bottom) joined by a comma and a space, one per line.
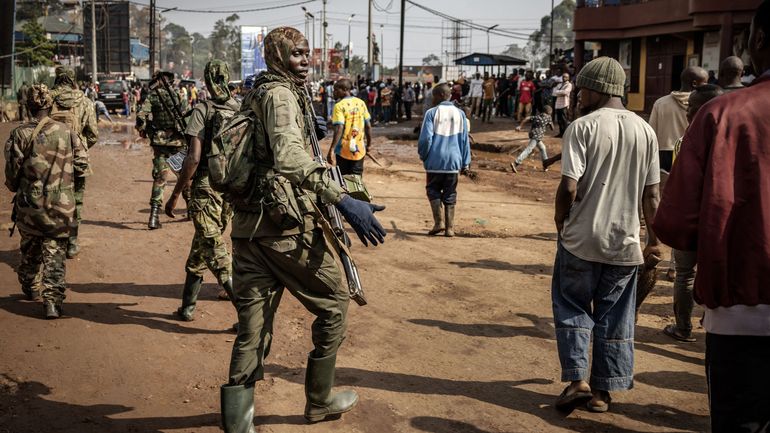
148, 204, 162, 230
428, 199, 444, 235
444, 204, 456, 237
304, 352, 359, 423
220, 384, 257, 433
175, 272, 203, 321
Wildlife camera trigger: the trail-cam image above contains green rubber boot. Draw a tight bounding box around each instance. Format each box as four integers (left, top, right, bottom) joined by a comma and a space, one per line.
220, 384, 257, 433
304, 352, 359, 423
175, 272, 203, 321
428, 199, 444, 235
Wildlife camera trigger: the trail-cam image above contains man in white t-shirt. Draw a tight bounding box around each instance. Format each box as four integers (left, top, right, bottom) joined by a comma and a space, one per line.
468, 73, 483, 119
551, 57, 661, 414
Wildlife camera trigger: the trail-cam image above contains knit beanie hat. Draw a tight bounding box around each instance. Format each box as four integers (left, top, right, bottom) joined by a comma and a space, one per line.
576, 57, 626, 97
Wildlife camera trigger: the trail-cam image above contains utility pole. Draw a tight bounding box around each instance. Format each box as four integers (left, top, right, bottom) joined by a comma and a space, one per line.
347, 14, 355, 76
549, 0, 555, 67
380, 24, 384, 79
302, 7, 315, 77
91, 0, 98, 84
398, 0, 405, 88
190, 35, 195, 79
367, 0, 373, 80
486, 24, 499, 54
149, 0, 155, 76
322, 0, 327, 79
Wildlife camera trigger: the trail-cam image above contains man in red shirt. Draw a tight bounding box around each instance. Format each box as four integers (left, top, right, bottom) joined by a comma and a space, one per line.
652, 2, 770, 431
516, 70, 535, 121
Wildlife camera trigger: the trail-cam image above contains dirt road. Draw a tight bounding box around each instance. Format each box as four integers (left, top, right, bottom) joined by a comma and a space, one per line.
0, 118, 708, 433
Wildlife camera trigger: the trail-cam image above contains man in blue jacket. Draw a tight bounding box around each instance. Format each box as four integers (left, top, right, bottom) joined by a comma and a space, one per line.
418, 83, 471, 237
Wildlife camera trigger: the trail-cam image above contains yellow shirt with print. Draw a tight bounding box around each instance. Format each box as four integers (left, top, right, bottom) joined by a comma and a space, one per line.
332, 96, 371, 161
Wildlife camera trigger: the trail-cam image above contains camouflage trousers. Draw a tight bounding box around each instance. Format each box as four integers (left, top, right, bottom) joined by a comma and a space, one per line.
18, 231, 67, 303
228, 229, 348, 385
185, 185, 232, 283
74, 176, 86, 223
150, 146, 189, 207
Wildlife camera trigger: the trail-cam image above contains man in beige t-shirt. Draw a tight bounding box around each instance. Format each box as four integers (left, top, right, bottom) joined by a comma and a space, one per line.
552, 57, 661, 414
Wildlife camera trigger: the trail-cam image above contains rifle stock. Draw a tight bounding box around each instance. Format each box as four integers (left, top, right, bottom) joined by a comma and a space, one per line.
302, 85, 367, 306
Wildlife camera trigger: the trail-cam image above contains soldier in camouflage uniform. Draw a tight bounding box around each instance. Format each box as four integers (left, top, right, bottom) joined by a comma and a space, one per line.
4, 84, 88, 319
135, 71, 188, 229
220, 28, 386, 433
164, 60, 239, 321
50, 66, 98, 258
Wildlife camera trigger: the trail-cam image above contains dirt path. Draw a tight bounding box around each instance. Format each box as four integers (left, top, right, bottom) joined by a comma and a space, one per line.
0, 119, 708, 433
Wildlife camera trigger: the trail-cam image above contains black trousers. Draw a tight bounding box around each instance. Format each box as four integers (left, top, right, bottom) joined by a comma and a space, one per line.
706, 333, 770, 433
555, 108, 569, 136
425, 173, 458, 205
336, 155, 364, 176
404, 102, 413, 121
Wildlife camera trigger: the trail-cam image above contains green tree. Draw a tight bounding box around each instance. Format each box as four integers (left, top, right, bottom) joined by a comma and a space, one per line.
191, 32, 212, 79
349, 55, 365, 76
422, 53, 442, 66
525, 0, 575, 69
18, 19, 55, 66
163, 22, 192, 75
210, 14, 241, 77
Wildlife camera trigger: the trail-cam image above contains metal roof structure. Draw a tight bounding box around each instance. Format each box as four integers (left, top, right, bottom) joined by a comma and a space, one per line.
453, 53, 527, 66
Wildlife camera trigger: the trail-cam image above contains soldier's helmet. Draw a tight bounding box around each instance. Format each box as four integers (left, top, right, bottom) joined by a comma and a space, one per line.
27, 84, 53, 112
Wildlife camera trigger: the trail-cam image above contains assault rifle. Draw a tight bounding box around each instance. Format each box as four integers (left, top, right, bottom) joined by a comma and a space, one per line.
303, 85, 367, 306
148, 74, 189, 135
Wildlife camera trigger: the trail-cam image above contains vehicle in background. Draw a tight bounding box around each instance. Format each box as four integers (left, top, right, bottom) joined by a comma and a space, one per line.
98, 79, 129, 112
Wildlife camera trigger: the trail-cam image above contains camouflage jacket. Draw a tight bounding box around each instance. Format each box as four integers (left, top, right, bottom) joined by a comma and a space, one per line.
4, 117, 83, 238
136, 87, 188, 148
51, 85, 98, 175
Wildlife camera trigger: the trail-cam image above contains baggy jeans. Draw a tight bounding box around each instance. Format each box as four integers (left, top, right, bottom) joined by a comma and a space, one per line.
551, 242, 638, 391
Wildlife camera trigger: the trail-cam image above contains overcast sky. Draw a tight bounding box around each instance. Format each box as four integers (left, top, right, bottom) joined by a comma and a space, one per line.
132, 0, 553, 67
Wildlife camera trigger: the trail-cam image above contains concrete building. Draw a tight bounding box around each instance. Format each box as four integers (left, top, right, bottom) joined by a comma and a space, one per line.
574, 0, 761, 112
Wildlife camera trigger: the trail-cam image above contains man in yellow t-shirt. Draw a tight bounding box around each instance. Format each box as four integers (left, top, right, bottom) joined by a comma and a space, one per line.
327, 78, 373, 175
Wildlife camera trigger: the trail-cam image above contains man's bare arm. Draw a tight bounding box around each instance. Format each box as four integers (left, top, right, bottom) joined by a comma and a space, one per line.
642, 183, 661, 258
554, 175, 577, 233
327, 124, 343, 165
165, 135, 201, 217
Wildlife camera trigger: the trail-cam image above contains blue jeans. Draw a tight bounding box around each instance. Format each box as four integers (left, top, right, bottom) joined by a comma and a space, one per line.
515, 139, 548, 165
551, 242, 637, 391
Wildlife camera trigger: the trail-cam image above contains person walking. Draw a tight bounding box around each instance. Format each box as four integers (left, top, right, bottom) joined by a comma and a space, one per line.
659, 84, 723, 343
516, 71, 535, 121
4, 84, 88, 319
135, 71, 189, 230
327, 78, 373, 176
50, 66, 99, 259
648, 65, 707, 279
552, 73, 573, 137
164, 60, 240, 321
220, 27, 386, 432
552, 57, 660, 414
16, 82, 29, 122
417, 83, 471, 237
481, 73, 496, 123
469, 73, 483, 118
512, 105, 553, 173
380, 85, 393, 124
402, 82, 415, 121
652, 3, 770, 430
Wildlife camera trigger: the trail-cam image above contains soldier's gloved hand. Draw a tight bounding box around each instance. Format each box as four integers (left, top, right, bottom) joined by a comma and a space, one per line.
315, 115, 328, 140
335, 195, 386, 247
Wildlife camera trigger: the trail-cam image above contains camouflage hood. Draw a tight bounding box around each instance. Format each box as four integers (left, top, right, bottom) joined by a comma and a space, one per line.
51, 86, 87, 110
27, 84, 53, 112
264, 27, 308, 87
204, 60, 231, 104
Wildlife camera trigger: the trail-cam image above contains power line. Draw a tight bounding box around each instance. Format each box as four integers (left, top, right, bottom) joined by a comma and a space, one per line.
403, 0, 533, 40
133, 0, 316, 14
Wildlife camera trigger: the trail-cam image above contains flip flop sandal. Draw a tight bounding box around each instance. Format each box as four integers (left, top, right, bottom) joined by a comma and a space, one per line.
555, 385, 592, 412
663, 324, 696, 342
586, 393, 612, 413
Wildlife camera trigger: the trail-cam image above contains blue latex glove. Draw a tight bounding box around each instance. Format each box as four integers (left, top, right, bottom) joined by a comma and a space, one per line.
315, 115, 328, 140
335, 195, 386, 246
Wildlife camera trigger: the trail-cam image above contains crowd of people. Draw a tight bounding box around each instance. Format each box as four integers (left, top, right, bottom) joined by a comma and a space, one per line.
3, 2, 770, 432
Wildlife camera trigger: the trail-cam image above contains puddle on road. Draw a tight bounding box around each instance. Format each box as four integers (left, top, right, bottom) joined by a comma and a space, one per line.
98, 120, 145, 150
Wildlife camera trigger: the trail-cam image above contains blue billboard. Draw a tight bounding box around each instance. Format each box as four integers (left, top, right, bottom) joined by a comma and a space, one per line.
241, 26, 268, 80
